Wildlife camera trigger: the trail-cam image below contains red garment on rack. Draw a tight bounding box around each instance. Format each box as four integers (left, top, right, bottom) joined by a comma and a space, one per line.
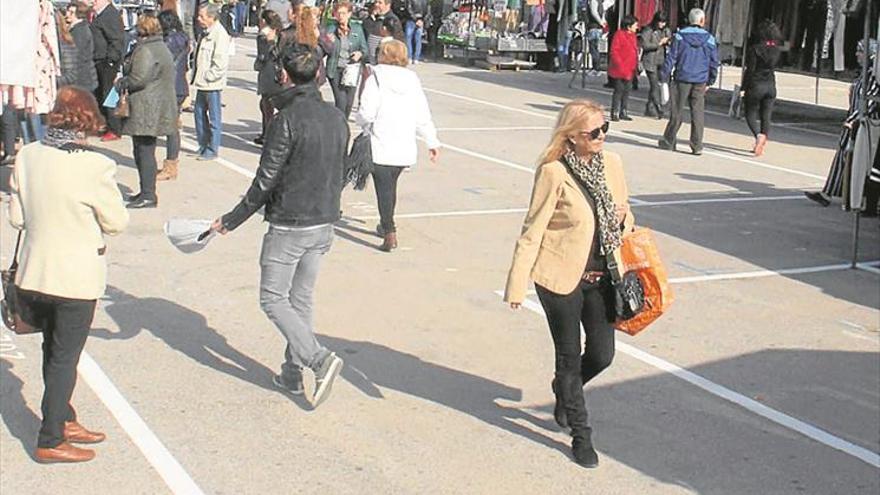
634, 0, 657, 27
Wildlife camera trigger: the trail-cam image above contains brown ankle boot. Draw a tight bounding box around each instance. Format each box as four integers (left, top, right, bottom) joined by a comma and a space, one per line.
157, 159, 179, 181
380, 232, 398, 252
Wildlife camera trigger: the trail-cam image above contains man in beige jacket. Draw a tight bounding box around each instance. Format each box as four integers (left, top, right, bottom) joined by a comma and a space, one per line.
191, 2, 231, 160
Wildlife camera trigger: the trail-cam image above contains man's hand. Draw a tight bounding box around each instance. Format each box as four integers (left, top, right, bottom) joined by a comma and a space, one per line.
211, 218, 229, 235
428, 148, 440, 164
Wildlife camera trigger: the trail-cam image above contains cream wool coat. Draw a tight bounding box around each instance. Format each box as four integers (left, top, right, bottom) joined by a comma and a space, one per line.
504, 151, 635, 304
8, 142, 129, 300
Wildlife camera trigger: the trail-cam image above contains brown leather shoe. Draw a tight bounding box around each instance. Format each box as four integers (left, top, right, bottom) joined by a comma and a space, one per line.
64, 421, 106, 444
379, 232, 398, 252
157, 159, 179, 181
35, 442, 96, 463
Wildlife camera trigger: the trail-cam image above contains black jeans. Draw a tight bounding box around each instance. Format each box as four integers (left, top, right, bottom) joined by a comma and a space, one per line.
132, 135, 158, 200
663, 82, 706, 152
17, 289, 96, 448
371, 164, 404, 233
1, 103, 19, 157
328, 70, 357, 119
611, 78, 631, 116
536, 279, 615, 439
645, 70, 663, 115
744, 82, 777, 137
94, 60, 121, 135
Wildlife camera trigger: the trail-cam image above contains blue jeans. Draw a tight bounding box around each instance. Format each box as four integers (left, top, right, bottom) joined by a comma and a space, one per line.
194, 90, 222, 157
405, 20, 423, 62
259, 224, 334, 372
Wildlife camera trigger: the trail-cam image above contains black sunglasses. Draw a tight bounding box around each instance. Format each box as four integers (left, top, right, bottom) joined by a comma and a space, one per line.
578, 121, 610, 141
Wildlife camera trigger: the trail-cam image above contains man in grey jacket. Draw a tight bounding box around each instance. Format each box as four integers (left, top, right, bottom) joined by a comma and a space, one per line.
191, 2, 231, 160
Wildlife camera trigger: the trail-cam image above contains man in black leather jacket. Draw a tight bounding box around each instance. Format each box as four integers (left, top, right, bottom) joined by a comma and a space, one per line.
211, 46, 349, 408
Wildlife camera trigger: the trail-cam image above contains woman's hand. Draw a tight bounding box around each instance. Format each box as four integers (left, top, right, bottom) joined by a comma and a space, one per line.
509, 302, 521, 310
210, 218, 228, 235
615, 203, 630, 224
351, 51, 363, 62
428, 148, 440, 164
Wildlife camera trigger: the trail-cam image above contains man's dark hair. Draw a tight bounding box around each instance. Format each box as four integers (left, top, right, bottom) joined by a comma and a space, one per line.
621, 15, 638, 30
282, 45, 320, 84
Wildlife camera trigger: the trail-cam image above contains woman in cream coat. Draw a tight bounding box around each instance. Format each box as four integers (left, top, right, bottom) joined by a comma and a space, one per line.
8, 86, 128, 464
504, 99, 634, 469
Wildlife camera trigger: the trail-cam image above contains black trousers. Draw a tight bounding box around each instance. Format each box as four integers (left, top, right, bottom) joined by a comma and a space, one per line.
132, 135, 158, 200
328, 70, 357, 119
645, 70, 663, 115
536, 279, 615, 439
1, 103, 19, 157
94, 60, 121, 135
371, 164, 404, 233
663, 82, 706, 152
744, 82, 777, 137
259, 96, 274, 139
610, 78, 631, 116
17, 289, 96, 448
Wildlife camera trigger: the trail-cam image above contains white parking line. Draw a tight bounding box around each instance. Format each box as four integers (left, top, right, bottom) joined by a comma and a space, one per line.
78, 352, 206, 494
637, 195, 805, 206
500, 292, 880, 469
436, 126, 553, 132
669, 261, 880, 283
423, 88, 827, 182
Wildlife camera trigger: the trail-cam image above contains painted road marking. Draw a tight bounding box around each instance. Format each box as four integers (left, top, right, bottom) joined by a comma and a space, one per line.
499, 292, 880, 469
78, 352, 206, 494
669, 261, 880, 283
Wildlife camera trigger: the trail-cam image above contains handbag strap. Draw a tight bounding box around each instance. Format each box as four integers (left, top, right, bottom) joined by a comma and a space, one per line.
560, 161, 624, 285
8, 231, 22, 271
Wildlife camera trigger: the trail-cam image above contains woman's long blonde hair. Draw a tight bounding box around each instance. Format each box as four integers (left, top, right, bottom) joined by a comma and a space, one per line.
538, 99, 604, 165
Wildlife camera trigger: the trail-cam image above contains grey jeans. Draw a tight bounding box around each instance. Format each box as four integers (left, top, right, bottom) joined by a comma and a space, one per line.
662, 82, 706, 152
259, 224, 334, 373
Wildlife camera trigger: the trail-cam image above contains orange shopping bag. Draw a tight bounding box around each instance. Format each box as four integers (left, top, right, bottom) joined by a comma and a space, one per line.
614, 228, 674, 335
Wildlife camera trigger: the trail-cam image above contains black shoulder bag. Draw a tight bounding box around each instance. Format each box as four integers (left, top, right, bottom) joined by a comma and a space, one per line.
1, 232, 40, 334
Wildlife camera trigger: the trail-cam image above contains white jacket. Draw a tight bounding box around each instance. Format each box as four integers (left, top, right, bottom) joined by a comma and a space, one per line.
356, 65, 440, 167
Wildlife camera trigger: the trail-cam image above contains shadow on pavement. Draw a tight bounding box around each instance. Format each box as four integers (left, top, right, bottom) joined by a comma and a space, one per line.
0, 358, 40, 461
319, 335, 572, 458
92, 286, 309, 408
582, 348, 880, 494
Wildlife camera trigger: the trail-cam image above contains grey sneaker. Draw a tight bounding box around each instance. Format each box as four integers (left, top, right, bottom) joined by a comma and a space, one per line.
312, 353, 344, 408
272, 372, 304, 396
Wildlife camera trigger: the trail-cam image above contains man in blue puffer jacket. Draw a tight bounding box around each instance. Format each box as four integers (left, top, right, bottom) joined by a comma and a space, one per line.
658, 8, 719, 155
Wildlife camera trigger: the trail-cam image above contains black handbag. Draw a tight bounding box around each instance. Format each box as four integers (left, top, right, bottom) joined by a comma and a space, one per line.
345, 131, 374, 190
1, 232, 40, 335
606, 256, 646, 322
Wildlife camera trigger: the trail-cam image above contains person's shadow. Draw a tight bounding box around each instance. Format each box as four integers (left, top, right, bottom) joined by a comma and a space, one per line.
92, 286, 309, 409
320, 335, 572, 457
0, 358, 41, 461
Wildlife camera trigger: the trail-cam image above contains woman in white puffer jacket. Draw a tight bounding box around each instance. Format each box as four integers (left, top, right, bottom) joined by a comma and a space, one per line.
356, 39, 441, 252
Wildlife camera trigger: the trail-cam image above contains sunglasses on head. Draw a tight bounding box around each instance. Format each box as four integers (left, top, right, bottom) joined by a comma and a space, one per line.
578, 121, 610, 141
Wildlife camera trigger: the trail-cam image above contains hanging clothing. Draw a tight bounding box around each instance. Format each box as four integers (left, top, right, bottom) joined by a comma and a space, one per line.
33, 0, 60, 115
633, 0, 656, 27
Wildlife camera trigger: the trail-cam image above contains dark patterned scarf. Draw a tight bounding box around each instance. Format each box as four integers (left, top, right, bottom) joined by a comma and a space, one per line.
562, 149, 623, 256
41, 128, 80, 150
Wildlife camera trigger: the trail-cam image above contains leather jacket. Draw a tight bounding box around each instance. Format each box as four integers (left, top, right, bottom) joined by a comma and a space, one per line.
221, 83, 350, 230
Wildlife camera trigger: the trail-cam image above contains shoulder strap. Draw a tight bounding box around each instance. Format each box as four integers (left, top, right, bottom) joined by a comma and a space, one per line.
8, 231, 22, 271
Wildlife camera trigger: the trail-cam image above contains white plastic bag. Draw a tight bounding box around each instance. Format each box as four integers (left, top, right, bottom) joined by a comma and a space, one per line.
164, 218, 216, 254
660, 82, 670, 105
341, 63, 361, 87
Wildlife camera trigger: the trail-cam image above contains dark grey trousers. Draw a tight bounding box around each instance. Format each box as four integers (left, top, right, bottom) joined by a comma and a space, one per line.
662, 82, 706, 152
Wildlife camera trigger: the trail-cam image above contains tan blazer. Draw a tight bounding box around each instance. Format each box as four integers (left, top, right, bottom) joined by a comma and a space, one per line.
504, 151, 635, 304
8, 142, 129, 300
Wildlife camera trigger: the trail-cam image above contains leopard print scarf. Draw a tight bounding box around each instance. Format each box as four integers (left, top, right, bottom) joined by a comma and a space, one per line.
562, 150, 622, 256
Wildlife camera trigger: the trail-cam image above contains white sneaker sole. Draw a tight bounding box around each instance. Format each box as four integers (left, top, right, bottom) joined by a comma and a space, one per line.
312, 357, 343, 408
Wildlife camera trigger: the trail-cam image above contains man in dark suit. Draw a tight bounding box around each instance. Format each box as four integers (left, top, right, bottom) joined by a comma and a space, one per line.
90, 0, 126, 141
